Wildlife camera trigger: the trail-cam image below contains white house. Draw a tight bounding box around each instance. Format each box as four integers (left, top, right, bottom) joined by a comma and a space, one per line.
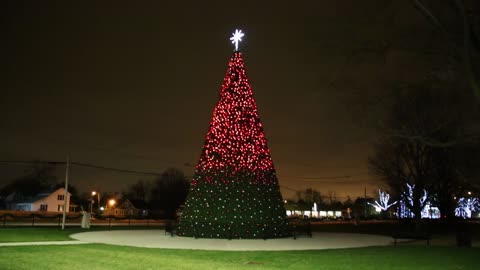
14, 188, 72, 213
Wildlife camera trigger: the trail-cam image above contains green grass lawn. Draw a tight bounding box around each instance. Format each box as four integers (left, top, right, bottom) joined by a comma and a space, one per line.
0, 226, 164, 242
1, 226, 478, 269
0, 244, 478, 270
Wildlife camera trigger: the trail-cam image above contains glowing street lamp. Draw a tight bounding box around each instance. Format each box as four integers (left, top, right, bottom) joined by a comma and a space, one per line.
109, 199, 116, 207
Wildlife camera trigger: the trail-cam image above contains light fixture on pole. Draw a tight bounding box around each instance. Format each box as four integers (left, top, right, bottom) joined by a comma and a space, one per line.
91, 191, 100, 214
89, 198, 93, 215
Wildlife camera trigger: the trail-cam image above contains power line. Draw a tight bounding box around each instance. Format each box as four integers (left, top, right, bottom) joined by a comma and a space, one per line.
0, 160, 375, 183
1, 160, 377, 198
0, 160, 65, 166
2, 132, 372, 176
279, 185, 353, 199
280, 175, 352, 180
280, 177, 378, 184
3, 132, 186, 166
70, 162, 163, 176
0, 160, 163, 176
279, 185, 299, 193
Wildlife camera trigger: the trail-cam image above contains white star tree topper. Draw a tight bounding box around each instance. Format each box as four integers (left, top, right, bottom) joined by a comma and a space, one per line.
230, 29, 245, 51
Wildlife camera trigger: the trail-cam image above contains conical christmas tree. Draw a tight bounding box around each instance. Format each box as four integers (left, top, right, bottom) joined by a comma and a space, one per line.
177, 31, 290, 239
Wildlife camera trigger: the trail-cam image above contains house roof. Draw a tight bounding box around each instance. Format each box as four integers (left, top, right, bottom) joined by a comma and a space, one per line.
14, 188, 70, 205
110, 198, 148, 210
116, 199, 137, 209
20, 194, 50, 204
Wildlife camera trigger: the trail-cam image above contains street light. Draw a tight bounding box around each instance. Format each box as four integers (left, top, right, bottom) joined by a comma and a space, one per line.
91, 191, 100, 214
89, 198, 93, 215
109, 199, 116, 207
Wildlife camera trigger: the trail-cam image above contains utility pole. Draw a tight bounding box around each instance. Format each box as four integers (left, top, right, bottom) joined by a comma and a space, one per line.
364, 186, 367, 219
61, 154, 70, 230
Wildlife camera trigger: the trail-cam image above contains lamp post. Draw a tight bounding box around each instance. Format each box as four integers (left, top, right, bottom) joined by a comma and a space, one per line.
61, 154, 70, 230
108, 199, 116, 216
91, 191, 100, 215
89, 199, 93, 215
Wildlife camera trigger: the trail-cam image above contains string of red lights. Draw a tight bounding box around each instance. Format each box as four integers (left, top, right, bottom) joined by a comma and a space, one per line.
177, 50, 291, 239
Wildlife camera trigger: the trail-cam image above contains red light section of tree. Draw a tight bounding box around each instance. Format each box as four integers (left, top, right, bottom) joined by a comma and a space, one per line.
193, 52, 275, 183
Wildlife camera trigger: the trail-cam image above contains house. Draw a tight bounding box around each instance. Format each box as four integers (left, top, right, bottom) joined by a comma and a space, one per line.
13, 188, 72, 213
102, 198, 146, 217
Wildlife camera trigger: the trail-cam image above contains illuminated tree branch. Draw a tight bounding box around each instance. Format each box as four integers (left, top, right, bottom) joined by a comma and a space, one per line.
369, 189, 397, 211
455, 197, 480, 218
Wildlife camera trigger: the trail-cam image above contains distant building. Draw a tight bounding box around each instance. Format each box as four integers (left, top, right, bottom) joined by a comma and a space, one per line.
102, 198, 147, 217
286, 209, 344, 219
12, 188, 72, 213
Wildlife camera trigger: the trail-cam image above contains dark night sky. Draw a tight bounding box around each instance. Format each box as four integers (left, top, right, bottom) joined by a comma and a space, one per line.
1, 1, 465, 199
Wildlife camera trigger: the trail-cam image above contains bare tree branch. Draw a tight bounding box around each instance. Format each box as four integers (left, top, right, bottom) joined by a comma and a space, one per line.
454, 0, 480, 100
411, 0, 480, 100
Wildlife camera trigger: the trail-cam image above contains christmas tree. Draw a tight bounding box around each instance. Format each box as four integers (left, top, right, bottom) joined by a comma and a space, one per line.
177, 30, 291, 239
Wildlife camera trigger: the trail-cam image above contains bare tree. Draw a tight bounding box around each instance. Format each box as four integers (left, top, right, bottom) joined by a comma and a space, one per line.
296, 188, 323, 208
126, 180, 151, 202
410, 0, 480, 100
125, 179, 151, 209
1, 162, 58, 197
150, 168, 190, 218
369, 86, 479, 219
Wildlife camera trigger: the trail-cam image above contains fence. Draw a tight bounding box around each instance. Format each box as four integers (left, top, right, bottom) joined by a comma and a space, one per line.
0, 211, 168, 228
0, 211, 82, 227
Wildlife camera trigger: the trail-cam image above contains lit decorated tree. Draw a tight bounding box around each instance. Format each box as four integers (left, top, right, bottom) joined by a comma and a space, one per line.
455, 197, 480, 219
177, 30, 291, 239
368, 189, 397, 212
397, 183, 441, 219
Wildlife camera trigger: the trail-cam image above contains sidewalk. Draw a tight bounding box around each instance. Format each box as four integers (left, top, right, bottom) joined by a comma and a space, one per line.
70, 230, 393, 251
5, 230, 474, 250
